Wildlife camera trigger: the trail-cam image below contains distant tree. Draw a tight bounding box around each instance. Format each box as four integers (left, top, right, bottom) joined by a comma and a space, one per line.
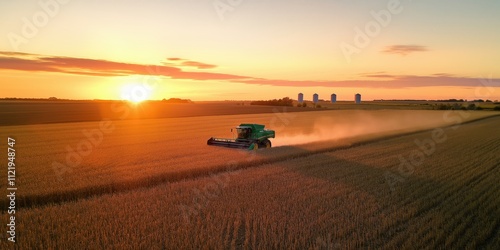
494, 106, 500, 111
162, 98, 192, 103
451, 103, 462, 110
436, 104, 451, 110
48, 97, 58, 100
302, 102, 307, 107
476, 106, 483, 110
316, 104, 322, 108
467, 103, 476, 110
250, 97, 294, 107
436, 99, 465, 102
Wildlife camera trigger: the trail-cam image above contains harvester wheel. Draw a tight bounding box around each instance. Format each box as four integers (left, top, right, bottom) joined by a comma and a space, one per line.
251, 142, 259, 151
263, 140, 272, 148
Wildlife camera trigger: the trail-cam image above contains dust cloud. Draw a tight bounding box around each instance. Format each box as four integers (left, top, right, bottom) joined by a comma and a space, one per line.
272, 110, 455, 147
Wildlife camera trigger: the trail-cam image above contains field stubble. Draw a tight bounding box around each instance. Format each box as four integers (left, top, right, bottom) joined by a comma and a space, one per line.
0, 110, 497, 208
1, 113, 499, 249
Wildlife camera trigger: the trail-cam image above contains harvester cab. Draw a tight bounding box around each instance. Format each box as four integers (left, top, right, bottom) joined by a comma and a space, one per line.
235, 127, 251, 139
207, 124, 275, 150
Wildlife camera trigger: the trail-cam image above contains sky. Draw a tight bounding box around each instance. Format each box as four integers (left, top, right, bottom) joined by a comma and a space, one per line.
1, 0, 499, 101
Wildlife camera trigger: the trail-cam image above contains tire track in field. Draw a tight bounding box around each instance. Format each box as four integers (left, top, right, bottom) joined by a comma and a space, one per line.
11, 114, 500, 209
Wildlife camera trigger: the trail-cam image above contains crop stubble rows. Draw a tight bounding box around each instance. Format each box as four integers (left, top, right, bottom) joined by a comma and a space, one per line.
0, 110, 497, 208
0, 113, 499, 248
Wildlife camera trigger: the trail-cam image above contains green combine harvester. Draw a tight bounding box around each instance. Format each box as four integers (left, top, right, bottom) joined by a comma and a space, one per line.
207, 124, 275, 150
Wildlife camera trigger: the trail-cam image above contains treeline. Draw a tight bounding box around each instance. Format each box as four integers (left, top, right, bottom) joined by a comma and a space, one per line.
250, 97, 293, 107
374, 99, 498, 103
1, 97, 69, 101
436, 99, 497, 103
374, 99, 428, 102
432, 103, 500, 111
161, 98, 192, 103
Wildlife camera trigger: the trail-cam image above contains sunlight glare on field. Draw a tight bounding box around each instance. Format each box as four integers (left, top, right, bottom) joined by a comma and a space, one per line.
120, 83, 152, 103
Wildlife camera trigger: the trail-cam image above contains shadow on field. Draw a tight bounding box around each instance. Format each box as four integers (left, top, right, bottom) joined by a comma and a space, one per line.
10, 116, 500, 249
280, 149, 441, 243
277, 126, 500, 248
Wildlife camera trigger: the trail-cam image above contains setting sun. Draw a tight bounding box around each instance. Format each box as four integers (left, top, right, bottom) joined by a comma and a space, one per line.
120, 83, 152, 103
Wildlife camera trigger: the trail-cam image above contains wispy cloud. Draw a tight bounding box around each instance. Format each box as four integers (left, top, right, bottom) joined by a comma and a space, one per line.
359, 72, 396, 79
382, 45, 428, 56
166, 57, 183, 61
0, 51, 245, 80
0, 51, 498, 89
163, 58, 217, 69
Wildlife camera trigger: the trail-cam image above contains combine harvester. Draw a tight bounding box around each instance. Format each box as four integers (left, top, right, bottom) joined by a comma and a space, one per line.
207, 124, 275, 150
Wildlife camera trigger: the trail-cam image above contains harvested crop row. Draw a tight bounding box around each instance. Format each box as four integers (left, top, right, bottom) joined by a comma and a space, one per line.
0, 110, 497, 208
2, 115, 499, 249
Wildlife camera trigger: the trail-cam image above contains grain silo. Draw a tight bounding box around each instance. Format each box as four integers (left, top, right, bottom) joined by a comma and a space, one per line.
313, 93, 319, 104
331, 94, 337, 103
298, 93, 304, 103
355, 93, 361, 104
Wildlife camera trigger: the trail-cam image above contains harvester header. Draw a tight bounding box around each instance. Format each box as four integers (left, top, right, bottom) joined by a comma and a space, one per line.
207, 123, 275, 150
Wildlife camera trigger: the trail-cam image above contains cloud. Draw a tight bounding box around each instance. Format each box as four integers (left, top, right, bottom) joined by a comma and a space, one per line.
163, 58, 217, 69
432, 73, 455, 77
0, 56, 58, 72
0, 52, 246, 81
180, 61, 217, 69
359, 72, 396, 79
0, 51, 37, 56
0, 51, 498, 89
167, 57, 183, 61
382, 45, 428, 56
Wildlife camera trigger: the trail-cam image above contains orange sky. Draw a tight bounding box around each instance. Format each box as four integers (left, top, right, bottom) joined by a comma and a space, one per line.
1, 0, 499, 101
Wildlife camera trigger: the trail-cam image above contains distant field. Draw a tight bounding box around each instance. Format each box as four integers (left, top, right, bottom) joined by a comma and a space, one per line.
2, 99, 490, 126
308, 100, 435, 110
0, 100, 320, 126
2, 113, 499, 249
0, 109, 496, 209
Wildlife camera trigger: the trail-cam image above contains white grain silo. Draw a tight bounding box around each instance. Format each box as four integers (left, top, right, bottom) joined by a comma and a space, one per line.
331, 94, 337, 103
298, 93, 304, 103
313, 93, 319, 104
355, 93, 361, 104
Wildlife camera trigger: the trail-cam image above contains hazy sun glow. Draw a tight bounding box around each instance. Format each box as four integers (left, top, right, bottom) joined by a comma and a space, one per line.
121, 84, 152, 103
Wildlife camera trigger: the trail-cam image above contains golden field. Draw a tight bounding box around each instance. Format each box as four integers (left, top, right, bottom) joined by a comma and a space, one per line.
0, 102, 499, 248
1, 107, 496, 206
